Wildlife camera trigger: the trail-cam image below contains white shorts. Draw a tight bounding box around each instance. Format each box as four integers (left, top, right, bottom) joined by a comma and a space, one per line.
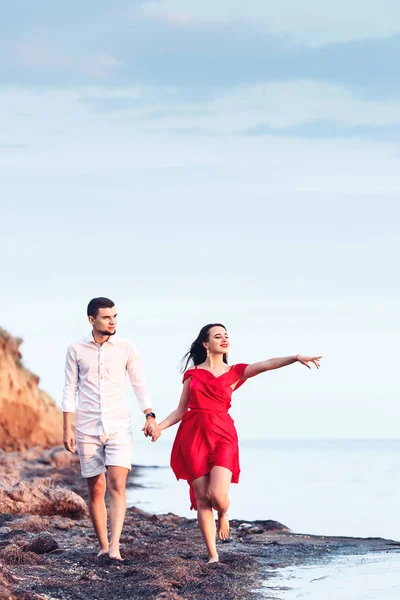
76, 428, 132, 478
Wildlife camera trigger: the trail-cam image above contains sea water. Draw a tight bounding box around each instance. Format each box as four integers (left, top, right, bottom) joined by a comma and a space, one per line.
127, 439, 400, 599
260, 553, 400, 599
129, 439, 400, 540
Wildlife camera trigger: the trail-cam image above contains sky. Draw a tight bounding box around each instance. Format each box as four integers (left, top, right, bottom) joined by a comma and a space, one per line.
1, 0, 399, 441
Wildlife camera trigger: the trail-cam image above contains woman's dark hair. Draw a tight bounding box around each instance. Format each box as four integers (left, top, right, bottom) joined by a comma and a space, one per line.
181, 323, 228, 372
87, 297, 115, 318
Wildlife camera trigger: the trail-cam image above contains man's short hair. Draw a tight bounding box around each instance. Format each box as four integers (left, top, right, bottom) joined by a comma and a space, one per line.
87, 297, 115, 318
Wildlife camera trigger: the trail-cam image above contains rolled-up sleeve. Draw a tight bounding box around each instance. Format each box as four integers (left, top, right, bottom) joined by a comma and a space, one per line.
62, 344, 78, 413
127, 342, 152, 413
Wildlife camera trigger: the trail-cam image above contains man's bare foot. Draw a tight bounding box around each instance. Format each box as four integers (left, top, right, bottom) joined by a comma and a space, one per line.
97, 548, 109, 557
217, 513, 229, 540
207, 554, 219, 564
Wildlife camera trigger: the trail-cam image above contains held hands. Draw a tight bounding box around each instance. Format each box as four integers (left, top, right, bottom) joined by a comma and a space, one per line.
296, 355, 322, 369
142, 418, 161, 443
63, 428, 76, 453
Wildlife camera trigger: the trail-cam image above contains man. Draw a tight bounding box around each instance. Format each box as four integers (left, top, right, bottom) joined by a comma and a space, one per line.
62, 297, 160, 560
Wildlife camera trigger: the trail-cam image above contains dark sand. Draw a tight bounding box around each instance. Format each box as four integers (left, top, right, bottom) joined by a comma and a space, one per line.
1, 450, 399, 600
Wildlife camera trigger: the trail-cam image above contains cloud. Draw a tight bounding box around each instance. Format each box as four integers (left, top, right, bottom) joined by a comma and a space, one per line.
4, 78, 400, 149
1, 79, 400, 184
141, 0, 400, 46
78, 80, 400, 138
1, 81, 400, 195
163, 11, 192, 26
1, 1, 398, 92
13, 41, 120, 79
0, 143, 27, 156
209, 80, 400, 129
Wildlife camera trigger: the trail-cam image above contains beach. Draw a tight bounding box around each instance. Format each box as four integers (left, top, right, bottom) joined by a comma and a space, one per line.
1, 443, 399, 600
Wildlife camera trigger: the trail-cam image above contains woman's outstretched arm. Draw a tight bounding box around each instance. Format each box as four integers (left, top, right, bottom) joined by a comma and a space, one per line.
155, 378, 191, 438
243, 355, 322, 379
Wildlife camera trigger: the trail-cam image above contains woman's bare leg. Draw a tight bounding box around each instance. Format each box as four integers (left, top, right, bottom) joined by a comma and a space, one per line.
191, 475, 218, 562
209, 466, 232, 541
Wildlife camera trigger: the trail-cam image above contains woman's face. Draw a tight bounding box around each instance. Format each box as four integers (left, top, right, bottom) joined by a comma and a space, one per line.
204, 326, 230, 356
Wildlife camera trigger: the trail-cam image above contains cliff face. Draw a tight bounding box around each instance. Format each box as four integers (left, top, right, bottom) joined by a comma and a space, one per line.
0, 328, 62, 451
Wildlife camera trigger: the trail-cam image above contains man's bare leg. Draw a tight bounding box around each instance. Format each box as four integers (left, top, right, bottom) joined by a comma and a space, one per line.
107, 466, 129, 560
87, 473, 109, 555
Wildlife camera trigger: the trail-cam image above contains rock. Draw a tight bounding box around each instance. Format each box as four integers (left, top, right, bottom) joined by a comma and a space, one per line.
0, 480, 88, 518
235, 519, 289, 532
238, 523, 266, 534
24, 532, 58, 554
0, 328, 63, 452
8, 515, 51, 533
244, 526, 264, 534
8, 514, 79, 532
49, 447, 79, 468
258, 519, 290, 531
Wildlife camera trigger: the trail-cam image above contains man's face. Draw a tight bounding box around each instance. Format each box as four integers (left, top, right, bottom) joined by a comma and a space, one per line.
89, 306, 117, 336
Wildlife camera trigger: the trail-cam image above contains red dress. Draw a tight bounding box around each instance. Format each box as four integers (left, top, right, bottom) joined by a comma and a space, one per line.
170, 364, 248, 510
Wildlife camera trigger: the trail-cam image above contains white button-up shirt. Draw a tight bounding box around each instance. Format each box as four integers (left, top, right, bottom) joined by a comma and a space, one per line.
62, 334, 152, 435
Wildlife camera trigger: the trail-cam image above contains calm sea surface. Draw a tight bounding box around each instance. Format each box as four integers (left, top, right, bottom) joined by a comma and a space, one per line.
128, 439, 400, 598
260, 553, 400, 599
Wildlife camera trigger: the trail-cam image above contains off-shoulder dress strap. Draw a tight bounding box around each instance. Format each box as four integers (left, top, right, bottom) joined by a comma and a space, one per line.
182, 368, 195, 383
234, 363, 248, 378
232, 363, 249, 391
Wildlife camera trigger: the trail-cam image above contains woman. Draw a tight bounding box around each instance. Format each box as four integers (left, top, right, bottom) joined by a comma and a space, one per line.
152, 323, 321, 563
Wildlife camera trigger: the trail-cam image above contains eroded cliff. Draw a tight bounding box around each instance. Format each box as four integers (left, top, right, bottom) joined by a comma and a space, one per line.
0, 328, 62, 451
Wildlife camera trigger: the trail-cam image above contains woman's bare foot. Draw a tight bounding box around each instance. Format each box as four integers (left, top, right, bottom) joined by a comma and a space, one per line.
217, 512, 229, 540
207, 554, 219, 564
96, 547, 109, 557
109, 545, 124, 561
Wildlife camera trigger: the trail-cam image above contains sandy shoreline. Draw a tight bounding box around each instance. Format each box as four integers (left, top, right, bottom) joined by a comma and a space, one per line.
1, 448, 399, 600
